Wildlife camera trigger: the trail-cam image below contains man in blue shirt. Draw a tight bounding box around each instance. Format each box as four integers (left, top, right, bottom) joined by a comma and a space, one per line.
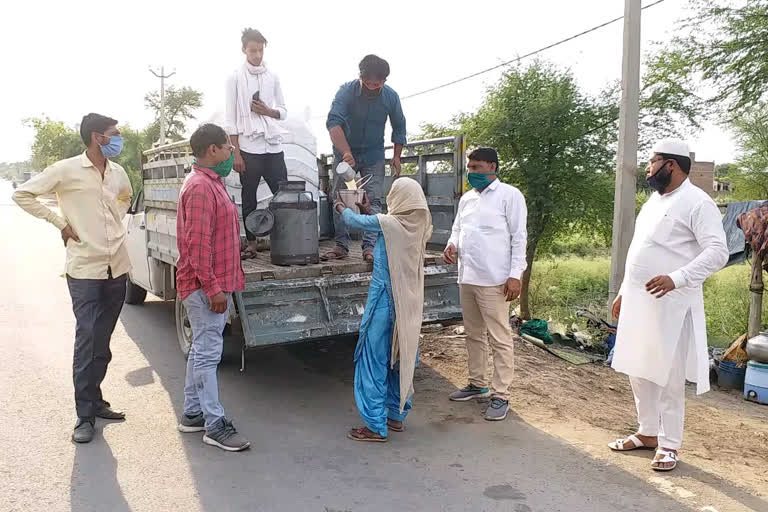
322, 54, 407, 263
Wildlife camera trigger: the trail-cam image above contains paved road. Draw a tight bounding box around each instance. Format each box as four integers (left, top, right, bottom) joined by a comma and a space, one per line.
0, 179, 689, 512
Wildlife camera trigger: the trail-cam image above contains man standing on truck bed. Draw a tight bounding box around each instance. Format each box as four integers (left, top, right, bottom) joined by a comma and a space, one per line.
175, 124, 250, 452
322, 54, 407, 263
13, 113, 133, 443
225, 27, 288, 260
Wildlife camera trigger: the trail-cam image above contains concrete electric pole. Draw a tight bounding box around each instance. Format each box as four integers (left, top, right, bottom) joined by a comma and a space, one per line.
608, 0, 642, 314
149, 66, 176, 146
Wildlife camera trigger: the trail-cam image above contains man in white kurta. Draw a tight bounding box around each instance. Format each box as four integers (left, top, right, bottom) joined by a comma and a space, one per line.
609, 139, 728, 472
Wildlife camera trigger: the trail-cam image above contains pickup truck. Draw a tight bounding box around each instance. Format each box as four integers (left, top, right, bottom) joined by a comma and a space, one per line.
122, 128, 466, 368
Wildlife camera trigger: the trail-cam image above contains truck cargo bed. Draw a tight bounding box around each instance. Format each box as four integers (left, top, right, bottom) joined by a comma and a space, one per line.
241, 240, 446, 282
136, 136, 466, 350
236, 249, 459, 347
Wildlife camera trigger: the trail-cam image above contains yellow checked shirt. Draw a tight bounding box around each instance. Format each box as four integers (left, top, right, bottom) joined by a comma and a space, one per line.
13, 152, 133, 280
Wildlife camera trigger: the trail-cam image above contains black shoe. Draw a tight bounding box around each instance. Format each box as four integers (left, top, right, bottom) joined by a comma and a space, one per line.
96, 400, 126, 420
72, 419, 95, 443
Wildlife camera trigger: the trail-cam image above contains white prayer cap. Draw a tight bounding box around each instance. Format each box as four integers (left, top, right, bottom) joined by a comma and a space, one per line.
651, 138, 691, 158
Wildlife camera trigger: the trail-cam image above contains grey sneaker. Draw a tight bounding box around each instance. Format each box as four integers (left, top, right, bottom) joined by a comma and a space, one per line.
72, 419, 95, 443
177, 412, 205, 433
449, 384, 491, 402
484, 397, 510, 421
203, 419, 250, 452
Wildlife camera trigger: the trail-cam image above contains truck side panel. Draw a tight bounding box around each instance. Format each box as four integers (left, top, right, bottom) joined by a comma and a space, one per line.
235, 265, 460, 347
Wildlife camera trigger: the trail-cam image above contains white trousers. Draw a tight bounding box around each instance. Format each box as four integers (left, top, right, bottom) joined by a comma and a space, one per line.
629, 327, 690, 450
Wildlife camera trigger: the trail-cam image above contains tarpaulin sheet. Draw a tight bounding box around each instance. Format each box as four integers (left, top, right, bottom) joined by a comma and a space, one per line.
722, 200, 767, 266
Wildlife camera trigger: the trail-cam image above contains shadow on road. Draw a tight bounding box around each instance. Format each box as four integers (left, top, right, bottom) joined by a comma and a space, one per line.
70, 433, 131, 512
115, 299, 695, 512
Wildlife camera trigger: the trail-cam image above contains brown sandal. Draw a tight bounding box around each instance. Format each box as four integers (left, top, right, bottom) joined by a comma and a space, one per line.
387, 419, 404, 432
321, 246, 349, 261
363, 249, 374, 263
347, 427, 387, 442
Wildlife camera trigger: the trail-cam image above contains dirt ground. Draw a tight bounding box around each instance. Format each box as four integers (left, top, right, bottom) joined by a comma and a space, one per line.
419, 323, 768, 511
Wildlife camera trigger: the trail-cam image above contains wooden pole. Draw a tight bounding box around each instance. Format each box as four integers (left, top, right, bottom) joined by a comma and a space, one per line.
608, 0, 642, 312
748, 254, 764, 339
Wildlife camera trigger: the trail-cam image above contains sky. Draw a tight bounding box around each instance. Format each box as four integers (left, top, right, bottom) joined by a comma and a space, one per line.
0, 0, 737, 166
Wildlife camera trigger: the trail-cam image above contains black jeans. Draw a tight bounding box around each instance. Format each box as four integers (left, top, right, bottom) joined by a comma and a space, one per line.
239, 151, 288, 241
67, 272, 127, 420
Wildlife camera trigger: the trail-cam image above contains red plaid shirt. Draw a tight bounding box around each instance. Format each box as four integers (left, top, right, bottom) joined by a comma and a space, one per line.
176, 165, 244, 301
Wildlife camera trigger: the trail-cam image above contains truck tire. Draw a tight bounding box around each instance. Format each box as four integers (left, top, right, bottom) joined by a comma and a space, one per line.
125, 276, 147, 305
175, 295, 192, 358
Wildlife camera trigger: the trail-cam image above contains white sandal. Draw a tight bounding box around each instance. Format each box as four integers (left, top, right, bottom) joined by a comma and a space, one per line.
651, 449, 679, 471
608, 434, 655, 452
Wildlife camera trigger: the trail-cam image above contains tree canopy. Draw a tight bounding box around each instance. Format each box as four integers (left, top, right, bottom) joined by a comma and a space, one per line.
144, 86, 203, 142
725, 104, 768, 200
647, 0, 768, 118
24, 117, 83, 170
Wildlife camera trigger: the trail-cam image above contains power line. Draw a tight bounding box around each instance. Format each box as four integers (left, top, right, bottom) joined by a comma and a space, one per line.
401, 0, 666, 101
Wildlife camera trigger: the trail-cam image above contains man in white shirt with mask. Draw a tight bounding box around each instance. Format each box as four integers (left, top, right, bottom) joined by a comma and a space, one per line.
224, 27, 288, 260
443, 147, 528, 421
608, 139, 728, 472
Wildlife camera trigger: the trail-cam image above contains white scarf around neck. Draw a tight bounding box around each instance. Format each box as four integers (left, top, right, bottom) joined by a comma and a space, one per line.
236, 61, 284, 144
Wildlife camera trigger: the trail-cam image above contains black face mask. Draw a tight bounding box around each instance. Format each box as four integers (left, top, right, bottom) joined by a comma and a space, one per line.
647, 161, 672, 194
362, 86, 382, 99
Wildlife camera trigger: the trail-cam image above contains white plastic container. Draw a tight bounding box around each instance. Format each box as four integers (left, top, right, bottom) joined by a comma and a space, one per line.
744, 360, 768, 405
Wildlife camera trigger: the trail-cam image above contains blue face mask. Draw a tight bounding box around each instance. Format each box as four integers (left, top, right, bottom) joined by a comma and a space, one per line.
99, 135, 124, 158
467, 172, 495, 190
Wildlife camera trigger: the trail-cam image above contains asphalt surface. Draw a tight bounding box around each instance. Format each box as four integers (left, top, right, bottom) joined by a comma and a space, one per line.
0, 179, 690, 512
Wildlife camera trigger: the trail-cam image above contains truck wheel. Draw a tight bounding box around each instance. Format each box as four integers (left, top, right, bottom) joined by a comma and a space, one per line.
125, 276, 147, 305
175, 295, 193, 358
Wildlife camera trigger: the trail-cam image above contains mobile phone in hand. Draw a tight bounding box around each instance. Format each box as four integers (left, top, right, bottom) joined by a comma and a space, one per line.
252, 91, 260, 102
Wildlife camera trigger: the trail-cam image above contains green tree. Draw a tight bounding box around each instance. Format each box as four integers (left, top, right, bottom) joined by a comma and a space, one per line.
442, 62, 618, 318
726, 105, 768, 200
647, 0, 768, 118
715, 163, 738, 178
114, 125, 154, 194
418, 61, 699, 317
144, 86, 203, 142
24, 117, 83, 170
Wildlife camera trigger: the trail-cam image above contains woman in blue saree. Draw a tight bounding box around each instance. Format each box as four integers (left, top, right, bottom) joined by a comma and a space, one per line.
335, 178, 433, 442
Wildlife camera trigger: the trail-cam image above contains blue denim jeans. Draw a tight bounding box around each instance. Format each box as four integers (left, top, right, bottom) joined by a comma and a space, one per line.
182, 290, 230, 429
332, 159, 385, 251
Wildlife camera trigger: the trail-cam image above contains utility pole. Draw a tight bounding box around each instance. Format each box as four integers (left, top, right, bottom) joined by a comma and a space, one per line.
608, 0, 642, 315
149, 66, 176, 145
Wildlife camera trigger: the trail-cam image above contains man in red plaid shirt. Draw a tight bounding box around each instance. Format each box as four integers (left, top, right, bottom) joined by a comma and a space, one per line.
175, 124, 249, 452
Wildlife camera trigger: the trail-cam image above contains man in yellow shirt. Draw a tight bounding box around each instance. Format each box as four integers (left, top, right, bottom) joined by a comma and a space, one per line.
13, 113, 133, 443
